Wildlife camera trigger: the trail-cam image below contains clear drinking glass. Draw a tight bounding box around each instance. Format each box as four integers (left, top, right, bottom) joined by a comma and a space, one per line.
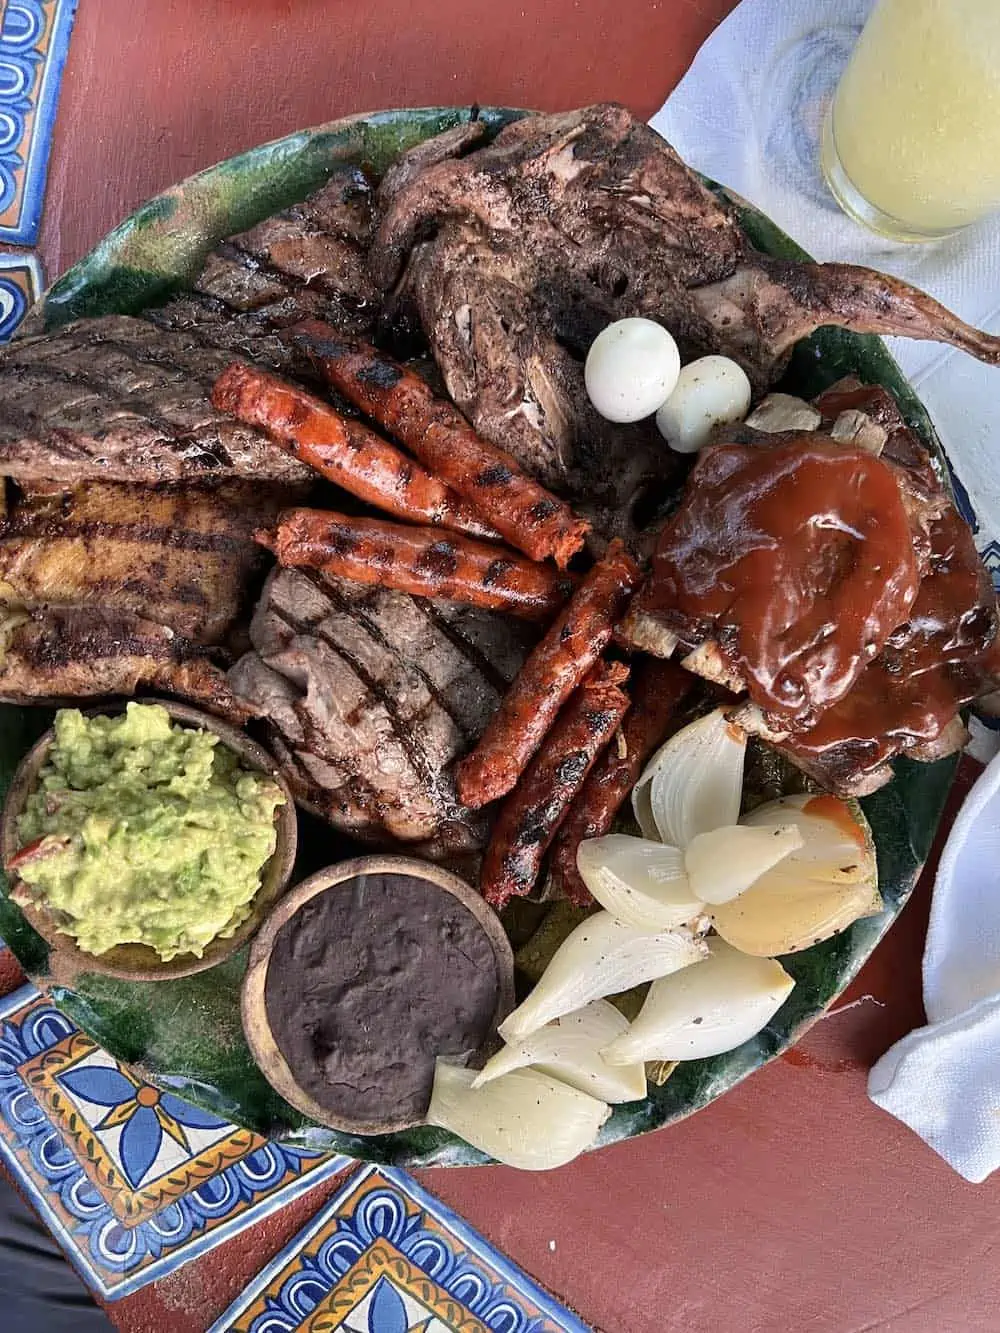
821, 0, 1000, 242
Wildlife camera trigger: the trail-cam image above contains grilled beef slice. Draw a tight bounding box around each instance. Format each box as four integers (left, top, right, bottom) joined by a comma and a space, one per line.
0, 315, 315, 487
375, 105, 1000, 531
0, 167, 380, 490
229, 568, 533, 856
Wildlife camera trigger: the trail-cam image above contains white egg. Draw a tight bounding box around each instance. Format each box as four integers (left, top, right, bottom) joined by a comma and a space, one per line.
584, 318, 680, 424
655, 355, 753, 453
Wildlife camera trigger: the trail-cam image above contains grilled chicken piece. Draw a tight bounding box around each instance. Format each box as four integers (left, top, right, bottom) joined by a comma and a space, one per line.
0, 480, 296, 645
375, 105, 1000, 520
0, 606, 249, 720
229, 568, 533, 856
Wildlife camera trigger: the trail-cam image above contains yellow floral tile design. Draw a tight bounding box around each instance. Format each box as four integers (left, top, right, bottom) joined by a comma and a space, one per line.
22, 1028, 265, 1226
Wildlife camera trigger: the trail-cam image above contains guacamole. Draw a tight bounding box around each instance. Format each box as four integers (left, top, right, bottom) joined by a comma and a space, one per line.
13, 704, 285, 960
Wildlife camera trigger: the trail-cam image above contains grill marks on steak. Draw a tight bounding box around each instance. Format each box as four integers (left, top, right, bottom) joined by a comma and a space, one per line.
229, 568, 532, 855
0, 168, 381, 490
150, 166, 378, 371
0, 606, 248, 719
0, 480, 294, 645
0, 315, 314, 487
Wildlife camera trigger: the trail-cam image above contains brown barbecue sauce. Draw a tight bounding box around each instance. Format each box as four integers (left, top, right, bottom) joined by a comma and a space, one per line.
643, 436, 920, 727
785, 505, 1000, 776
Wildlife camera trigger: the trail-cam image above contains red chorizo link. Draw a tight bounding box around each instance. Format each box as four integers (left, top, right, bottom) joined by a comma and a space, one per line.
262, 509, 576, 620
455, 540, 641, 807
549, 658, 695, 906
212, 362, 499, 540
286, 320, 590, 566
480, 660, 631, 909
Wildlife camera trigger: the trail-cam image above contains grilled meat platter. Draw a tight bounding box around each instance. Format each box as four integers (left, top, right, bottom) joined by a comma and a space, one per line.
2, 105, 999, 1160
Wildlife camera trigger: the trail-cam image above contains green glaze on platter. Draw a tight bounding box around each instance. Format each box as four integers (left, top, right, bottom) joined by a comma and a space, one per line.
0, 108, 958, 1167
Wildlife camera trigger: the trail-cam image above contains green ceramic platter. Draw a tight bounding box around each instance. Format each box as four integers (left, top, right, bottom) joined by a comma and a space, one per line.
0, 108, 958, 1167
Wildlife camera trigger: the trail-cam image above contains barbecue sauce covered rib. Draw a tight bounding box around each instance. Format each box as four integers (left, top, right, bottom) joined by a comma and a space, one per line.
480, 659, 631, 909
264, 509, 575, 620
456, 539, 640, 808
287, 321, 590, 566
212, 362, 498, 539
633, 437, 922, 731
632, 378, 1000, 796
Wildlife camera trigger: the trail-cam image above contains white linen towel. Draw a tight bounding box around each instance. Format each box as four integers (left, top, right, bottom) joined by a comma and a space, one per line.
868, 753, 1000, 1182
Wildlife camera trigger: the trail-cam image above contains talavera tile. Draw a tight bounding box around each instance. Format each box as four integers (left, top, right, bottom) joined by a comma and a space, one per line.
0, 0, 77, 245
0, 984, 353, 1299
209, 1161, 592, 1333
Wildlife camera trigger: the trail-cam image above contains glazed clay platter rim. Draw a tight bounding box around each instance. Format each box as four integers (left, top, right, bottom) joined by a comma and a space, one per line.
241, 854, 515, 1136
0, 698, 298, 982
0, 106, 960, 1166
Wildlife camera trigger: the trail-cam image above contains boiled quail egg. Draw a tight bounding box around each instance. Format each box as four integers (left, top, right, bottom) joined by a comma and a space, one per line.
655, 355, 752, 453
584, 318, 681, 424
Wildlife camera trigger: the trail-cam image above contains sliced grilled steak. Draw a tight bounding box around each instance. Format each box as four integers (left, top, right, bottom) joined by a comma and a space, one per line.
149, 166, 378, 363
0, 480, 298, 645
229, 568, 533, 856
0, 606, 248, 719
0, 315, 314, 487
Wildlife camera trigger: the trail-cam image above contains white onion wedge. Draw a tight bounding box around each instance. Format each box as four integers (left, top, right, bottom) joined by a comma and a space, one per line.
498, 911, 706, 1042
427, 1061, 610, 1171
741, 795, 873, 884
576, 835, 704, 931
601, 938, 794, 1064
473, 1000, 646, 1103
710, 871, 883, 956
684, 824, 803, 905
633, 708, 746, 848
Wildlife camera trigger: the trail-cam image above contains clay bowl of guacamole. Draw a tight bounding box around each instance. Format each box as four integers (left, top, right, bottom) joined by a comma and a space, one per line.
242, 855, 515, 1136
1, 699, 298, 983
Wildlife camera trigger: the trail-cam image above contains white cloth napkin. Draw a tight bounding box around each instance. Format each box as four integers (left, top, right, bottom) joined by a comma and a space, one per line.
868, 753, 1000, 1181
649, 0, 1000, 580
650, 0, 1000, 1178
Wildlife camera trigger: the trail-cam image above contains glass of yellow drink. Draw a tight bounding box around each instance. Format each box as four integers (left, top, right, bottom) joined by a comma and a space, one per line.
821, 0, 1000, 241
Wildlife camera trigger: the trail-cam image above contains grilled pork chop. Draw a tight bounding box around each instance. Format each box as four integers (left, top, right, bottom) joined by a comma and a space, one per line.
375, 105, 1000, 528
0, 480, 296, 645
229, 568, 533, 856
149, 165, 378, 364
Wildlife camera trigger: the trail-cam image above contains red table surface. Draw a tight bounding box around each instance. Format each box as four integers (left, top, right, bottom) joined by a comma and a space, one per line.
20, 3, 1000, 1330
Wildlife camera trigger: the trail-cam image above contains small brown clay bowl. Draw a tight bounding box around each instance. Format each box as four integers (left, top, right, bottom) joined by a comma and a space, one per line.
241, 855, 515, 1136
1, 699, 298, 983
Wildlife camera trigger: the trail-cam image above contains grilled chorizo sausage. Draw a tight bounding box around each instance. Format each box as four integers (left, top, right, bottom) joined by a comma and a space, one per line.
287, 321, 589, 566
456, 540, 641, 807
480, 660, 631, 909
212, 362, 498, 539
549, 658, 695, 905
263, 509, 575, 620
